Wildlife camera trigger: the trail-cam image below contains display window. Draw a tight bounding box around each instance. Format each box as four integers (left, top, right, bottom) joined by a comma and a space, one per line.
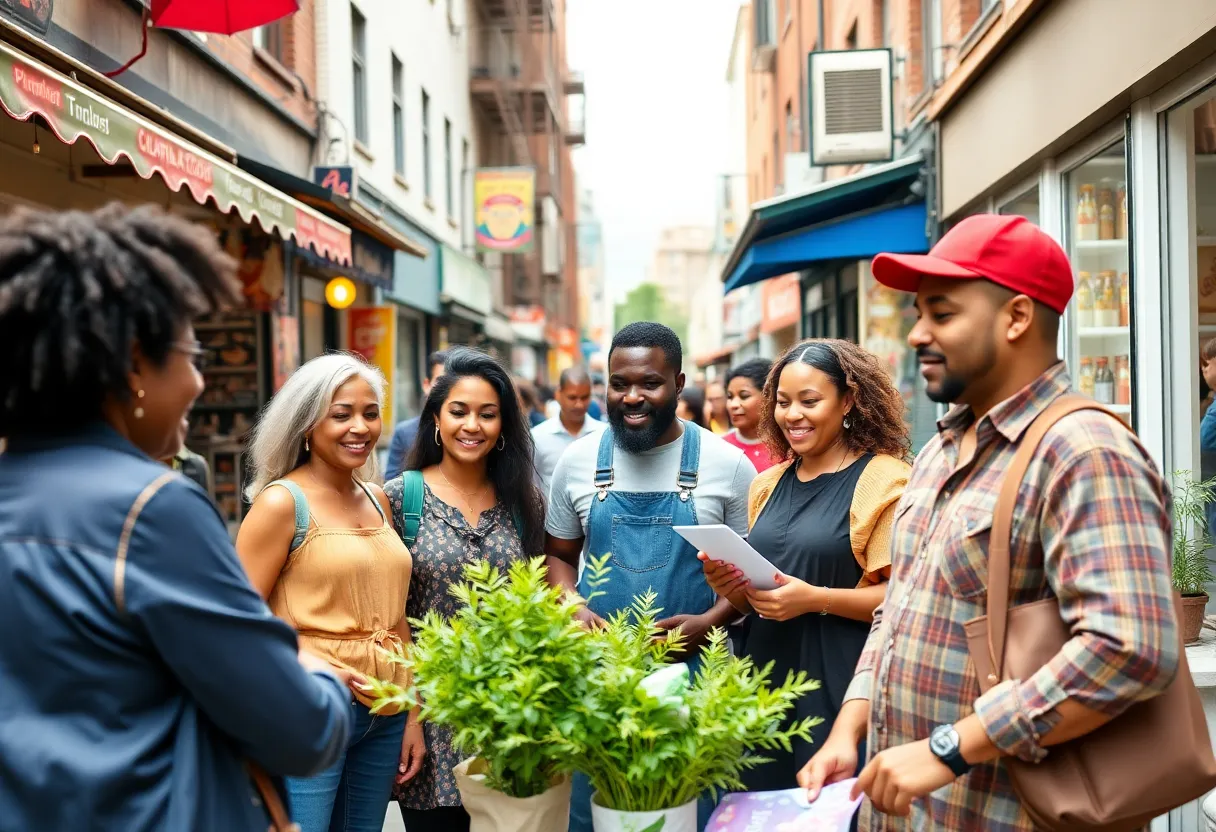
1064, 140, 1134, 427
997, 184, 1041, 225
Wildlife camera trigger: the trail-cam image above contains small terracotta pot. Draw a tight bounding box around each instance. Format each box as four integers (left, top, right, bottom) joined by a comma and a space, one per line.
1178, 592, 1209, 645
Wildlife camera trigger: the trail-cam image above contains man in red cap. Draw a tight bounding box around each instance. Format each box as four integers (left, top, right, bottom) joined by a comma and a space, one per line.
797, 215, 1178, 830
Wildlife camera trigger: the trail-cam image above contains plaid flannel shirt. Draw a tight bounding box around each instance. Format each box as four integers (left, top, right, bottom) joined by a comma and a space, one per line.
846, 363, 1178, 831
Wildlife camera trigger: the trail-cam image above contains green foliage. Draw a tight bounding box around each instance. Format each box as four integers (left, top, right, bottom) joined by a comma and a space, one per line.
555, 555, 823, 813
370, 557, 603, 799
1172, 471, 1216, 597
614, 282, 688, 349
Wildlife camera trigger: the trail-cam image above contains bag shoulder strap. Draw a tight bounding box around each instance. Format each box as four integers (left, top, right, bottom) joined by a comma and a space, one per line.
114, 471, 179, 615
400, 470, 425, 548
267, 479, 310, 552
248, 762, 301, 832
987, 394, 1122, 679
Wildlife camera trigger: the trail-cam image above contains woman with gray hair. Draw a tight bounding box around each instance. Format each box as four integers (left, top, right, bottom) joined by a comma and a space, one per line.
236, 352, 424, 832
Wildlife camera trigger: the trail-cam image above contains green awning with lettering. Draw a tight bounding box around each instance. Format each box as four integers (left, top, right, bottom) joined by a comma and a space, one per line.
0, 39, 353, 264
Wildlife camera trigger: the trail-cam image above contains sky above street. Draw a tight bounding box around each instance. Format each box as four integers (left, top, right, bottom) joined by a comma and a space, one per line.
568, 0, 742, 302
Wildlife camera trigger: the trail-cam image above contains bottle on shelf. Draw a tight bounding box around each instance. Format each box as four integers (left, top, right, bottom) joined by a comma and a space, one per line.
1077, 184, 1099, 242
1098, 184, 1116, 241
1094, 357, 1115, 405
1076, 272, 1095, 328
1116, 183, 1128, 240
1118, 272, 1130, 327
1115, 355, 1132, 406
1079, 356, 1096, 398
1097, 271, 1119, 327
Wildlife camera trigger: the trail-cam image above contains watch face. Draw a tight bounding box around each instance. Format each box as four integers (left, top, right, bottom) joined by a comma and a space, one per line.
929, 725, 957, 757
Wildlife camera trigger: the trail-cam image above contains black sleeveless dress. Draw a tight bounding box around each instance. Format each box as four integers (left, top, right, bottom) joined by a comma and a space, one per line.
740, 454, 875, 791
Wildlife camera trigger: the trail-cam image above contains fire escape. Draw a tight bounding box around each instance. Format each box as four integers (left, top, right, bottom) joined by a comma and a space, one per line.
469, 0, 563, 313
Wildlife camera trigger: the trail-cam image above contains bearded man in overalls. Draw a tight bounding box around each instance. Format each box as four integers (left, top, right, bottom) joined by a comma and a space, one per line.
543, 322, 757, 832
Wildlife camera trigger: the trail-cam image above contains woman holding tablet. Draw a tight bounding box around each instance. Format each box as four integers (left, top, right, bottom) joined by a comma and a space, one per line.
699, 339, 910, 793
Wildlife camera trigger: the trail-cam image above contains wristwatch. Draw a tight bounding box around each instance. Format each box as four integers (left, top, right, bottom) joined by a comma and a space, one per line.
928, 724, 972, 777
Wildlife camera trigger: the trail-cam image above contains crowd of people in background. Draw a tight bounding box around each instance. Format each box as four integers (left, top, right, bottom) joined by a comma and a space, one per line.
0, 204, 1195, 832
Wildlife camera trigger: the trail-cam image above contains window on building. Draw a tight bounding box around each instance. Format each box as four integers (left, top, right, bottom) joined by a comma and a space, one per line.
421, 90, 432, 200
444, 119, 454, 218
785, 99, 797, 154
351, 6, 368, 145
461, 138, 469, 231
924, 0, 944, 87
845, 21, 858, 51
252, 23, 284, 63
877, 0, 889, 46
391, 56, 405, 177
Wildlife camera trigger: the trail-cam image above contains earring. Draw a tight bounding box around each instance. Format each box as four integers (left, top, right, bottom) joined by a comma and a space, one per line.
304, 436, 310, 452
496, 436, 506, 451
434, 426, 441, 446
133, 389, 145, 420
843, 415, 852, 430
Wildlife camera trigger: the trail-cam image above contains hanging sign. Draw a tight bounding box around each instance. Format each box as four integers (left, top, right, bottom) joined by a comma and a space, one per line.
474, 167, 535, 253
347, 307, 397, 428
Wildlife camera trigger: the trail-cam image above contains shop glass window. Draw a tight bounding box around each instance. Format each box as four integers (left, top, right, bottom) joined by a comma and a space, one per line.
1065, 140, 1133, 428
998, 184, 1040, 226
1190, 96, 1216, 486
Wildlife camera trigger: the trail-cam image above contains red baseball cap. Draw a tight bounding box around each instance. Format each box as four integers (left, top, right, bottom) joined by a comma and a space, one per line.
871, 214, 1074, 314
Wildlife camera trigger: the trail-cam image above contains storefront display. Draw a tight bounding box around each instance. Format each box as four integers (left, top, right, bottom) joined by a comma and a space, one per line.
1065, 140, 1134, 427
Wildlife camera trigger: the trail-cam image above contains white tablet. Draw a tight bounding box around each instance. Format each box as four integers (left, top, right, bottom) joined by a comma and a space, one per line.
673, 524, 781, 591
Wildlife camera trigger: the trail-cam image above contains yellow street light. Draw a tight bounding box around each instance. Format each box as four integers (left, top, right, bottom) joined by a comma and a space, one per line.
325, 277, 356, 309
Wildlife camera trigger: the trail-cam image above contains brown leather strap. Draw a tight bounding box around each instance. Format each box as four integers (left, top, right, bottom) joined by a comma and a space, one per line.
986, 395, 1120, 681
248, 763, 301, 832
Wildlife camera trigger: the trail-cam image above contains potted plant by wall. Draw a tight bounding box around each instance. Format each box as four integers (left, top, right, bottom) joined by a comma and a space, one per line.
1172, 471, 1216, 644
369, 557, 602, 832
559, 557, 822, 832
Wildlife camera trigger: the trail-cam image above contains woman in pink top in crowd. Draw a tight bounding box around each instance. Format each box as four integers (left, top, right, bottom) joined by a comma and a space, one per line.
721, 358, 783, 472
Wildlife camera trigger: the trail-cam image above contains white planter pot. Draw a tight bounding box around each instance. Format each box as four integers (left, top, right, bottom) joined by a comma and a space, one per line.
590, 794, 698, 832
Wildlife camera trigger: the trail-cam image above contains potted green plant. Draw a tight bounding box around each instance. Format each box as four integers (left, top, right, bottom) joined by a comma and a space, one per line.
559, 556, 822, 832
368, 557, 602, 832
1172, 471, 1216, 644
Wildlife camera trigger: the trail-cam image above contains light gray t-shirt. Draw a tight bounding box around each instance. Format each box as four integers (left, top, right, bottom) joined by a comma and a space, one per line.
545, 423, 757, 555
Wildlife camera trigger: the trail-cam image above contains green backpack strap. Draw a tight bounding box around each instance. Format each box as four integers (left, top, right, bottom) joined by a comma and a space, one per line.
400, 470, 425, 549
267, 479, 309, 552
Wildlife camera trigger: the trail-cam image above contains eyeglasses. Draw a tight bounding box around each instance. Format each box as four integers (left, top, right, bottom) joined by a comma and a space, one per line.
172, 340, 209, 372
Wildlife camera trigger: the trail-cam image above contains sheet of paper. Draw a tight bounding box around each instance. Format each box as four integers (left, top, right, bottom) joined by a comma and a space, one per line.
672, 524, 780, 590
707, 780, 863, 831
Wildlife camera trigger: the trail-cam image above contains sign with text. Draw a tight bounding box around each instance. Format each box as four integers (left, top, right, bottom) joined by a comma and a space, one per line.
475, 167, 535, 253
761, 273, 802, 334
347, 307, 397, 428
313, 165, 356, 198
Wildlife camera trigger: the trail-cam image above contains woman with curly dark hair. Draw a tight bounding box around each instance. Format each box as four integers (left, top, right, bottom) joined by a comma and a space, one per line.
699, 339, 910, 794
383, 347, 545, 832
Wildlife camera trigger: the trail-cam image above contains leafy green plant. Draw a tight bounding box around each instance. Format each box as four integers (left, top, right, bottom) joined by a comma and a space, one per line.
557, 555, 823, 813
1172, 471, 1216, 597
366, 557, 603, 799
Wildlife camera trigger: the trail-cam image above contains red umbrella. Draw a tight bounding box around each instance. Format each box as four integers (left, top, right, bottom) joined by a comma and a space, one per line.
150, 0, 300, 34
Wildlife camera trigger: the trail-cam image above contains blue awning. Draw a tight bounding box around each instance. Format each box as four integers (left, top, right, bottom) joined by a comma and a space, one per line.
724, 202, 928, 293
722, 155, 930, 293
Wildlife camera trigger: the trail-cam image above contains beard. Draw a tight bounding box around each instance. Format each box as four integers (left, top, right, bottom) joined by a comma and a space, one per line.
609, 397, 680, 454
919, 339, 998, 404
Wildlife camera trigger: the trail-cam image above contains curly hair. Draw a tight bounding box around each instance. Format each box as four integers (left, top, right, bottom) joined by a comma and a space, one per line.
760, 339, 911, 463
0, 203, 239, 438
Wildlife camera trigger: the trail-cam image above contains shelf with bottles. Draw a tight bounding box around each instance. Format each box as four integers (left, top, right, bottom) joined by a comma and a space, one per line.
1074, 269, 1131, 331
1077, 354, 1133, 410
1074, 239, 1130, 254
1079, 326, 1130, 338
1074, 179, 1129, 246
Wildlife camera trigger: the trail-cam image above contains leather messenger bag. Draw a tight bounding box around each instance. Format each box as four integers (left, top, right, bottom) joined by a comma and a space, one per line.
962, 395, 1216, 831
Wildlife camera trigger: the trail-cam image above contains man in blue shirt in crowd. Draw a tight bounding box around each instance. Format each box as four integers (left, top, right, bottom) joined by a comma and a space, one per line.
385, 350, 448, 480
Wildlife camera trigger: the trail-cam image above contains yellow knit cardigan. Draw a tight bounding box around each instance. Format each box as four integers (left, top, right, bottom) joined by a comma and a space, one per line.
746, 454, 911, 587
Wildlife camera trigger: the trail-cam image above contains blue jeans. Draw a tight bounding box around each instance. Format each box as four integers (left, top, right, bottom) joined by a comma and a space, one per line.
286, 701, 406, 832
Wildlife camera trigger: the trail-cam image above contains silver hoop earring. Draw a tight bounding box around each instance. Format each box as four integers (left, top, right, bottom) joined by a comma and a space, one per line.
843, 416, 852, 430
496, 436, 506, 451
434, 427, 441, 446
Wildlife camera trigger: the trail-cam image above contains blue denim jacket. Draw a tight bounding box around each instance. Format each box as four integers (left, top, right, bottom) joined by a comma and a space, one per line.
0, 424, 352, 831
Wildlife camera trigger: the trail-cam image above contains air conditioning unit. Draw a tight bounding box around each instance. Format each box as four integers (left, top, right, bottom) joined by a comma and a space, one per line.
808, 48, 893, 166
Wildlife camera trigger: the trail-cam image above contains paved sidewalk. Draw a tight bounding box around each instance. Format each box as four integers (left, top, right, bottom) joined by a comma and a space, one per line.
382, 803, 405, 832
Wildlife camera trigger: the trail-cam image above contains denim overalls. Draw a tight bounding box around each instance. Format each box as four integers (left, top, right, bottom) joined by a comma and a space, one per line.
569, 422, 719, 832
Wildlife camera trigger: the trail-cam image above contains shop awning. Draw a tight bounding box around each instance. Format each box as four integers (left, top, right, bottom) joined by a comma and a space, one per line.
0, 38, 353, 264
236, 157, 428, 260
694, 344, 737, 369
722, 155, 929, 293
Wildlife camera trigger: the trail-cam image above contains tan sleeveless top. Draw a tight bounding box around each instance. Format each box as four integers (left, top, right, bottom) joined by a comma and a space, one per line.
266, 481, 413, 710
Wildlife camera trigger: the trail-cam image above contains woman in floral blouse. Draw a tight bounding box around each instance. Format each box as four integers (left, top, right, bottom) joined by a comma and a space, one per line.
383, 347, 546, 832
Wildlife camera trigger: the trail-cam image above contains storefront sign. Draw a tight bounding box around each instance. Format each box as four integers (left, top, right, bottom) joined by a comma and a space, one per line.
439, 244, 491, 316
760, 274, 802, 334
347, 307, 397, 428
0, 40, 352, 264
313, 165, 356, 198
510, 305, 546, 345
474, 167, 535, 253
272, 315, 300, 392
0, 0, 52, 35
352, 231, 394, 290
